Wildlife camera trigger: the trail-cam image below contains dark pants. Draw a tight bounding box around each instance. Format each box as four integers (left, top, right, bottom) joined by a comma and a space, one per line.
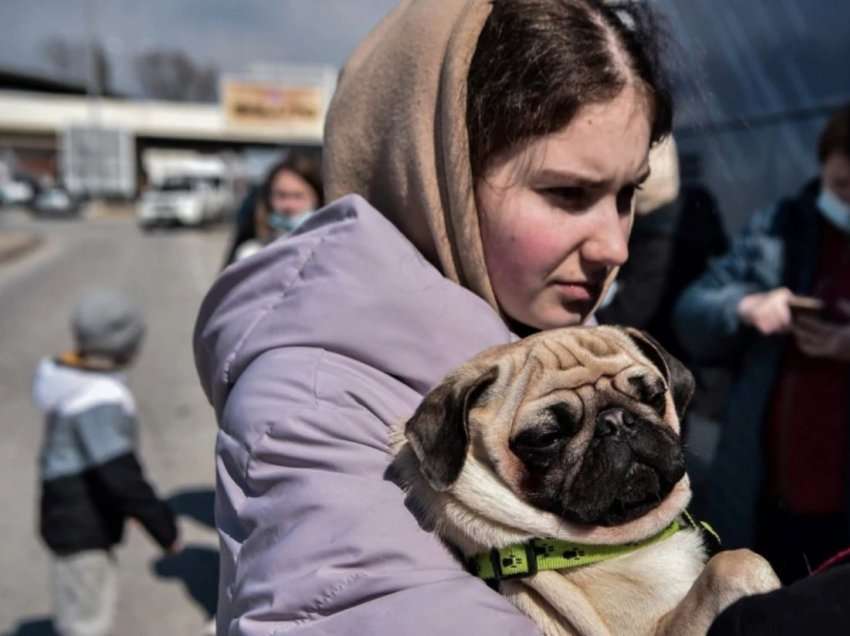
755, 499, 848, 584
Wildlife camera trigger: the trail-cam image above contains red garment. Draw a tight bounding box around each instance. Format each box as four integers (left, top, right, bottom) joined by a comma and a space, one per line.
813, 545, 850, 575
765, 219, 850, 515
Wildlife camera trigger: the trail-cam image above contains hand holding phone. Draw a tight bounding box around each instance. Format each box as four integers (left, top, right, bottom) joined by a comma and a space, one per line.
788, 295, 826, 321
789, 296, 850, 325
737, 287, 799, 335
792, 297, 850, 362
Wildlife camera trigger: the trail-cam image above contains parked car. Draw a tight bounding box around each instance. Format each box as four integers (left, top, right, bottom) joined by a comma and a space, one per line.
31, 186, 81, 218
0, 177, 36, 208
137, 175, 235, 229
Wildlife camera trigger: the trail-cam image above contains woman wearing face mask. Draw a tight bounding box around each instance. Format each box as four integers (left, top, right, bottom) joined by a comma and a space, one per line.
195, 1, 672, 633
227, 152, 323, 263
256, 155, 323, 239
674, 104, 850, 584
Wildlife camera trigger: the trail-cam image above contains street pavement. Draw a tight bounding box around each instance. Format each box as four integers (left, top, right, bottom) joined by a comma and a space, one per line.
0, 208, 230, 635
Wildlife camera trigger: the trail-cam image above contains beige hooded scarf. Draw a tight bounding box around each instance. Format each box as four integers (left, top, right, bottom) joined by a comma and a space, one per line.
323, 0, 498, 309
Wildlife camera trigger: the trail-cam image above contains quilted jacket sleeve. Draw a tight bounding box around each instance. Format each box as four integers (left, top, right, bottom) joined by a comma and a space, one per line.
214, 347, 539, 636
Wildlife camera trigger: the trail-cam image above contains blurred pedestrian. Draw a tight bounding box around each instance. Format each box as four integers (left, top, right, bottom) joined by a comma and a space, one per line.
223, 151, 323, 265
673, 103, 850, 583
33, 288, 179, 636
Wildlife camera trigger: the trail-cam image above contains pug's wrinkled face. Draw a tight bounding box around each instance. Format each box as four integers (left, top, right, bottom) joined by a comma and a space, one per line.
405, 326, 694, 529
505, 351, 684, 526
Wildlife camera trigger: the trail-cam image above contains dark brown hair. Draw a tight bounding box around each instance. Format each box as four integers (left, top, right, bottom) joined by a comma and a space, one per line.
467, 0, 673, 178
261, 150, 324, 209
818, 104, 850, 164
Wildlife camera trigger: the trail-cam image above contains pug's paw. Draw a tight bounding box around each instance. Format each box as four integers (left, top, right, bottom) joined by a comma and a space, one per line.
655, 550, 781, 636
702, 549, 781, 610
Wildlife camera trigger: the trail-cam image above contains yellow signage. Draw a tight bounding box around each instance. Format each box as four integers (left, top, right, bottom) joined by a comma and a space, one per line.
223, 80, 323, 127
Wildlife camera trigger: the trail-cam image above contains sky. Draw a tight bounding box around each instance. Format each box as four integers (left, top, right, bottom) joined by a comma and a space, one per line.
0, 0, 400, 96
1, 0, 847, 118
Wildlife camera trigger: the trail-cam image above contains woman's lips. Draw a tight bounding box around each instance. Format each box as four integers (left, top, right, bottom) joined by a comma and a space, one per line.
552, 281, 601, 302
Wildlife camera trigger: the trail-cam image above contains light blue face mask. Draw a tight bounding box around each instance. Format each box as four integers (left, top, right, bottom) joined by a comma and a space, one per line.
818, 187, 850, 235
267, 209, 314, 237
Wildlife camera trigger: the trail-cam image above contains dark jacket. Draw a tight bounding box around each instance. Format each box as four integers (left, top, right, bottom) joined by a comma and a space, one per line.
33, 357, 177, 555
223, 186, 260, 268
672, 179, 850, 548
709, 564, 850, 636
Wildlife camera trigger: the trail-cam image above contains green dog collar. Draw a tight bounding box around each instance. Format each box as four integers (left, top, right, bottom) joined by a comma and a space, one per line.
469, 511, 719, 584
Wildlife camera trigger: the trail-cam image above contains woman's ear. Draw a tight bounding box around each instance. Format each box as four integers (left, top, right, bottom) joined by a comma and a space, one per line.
622, 327, 695, 419
405, 366, 498, 491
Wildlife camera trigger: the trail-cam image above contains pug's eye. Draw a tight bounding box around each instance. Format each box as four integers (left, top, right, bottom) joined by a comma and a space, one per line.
511, 427, 562, 452
510, 403, 580, 458
550, 403, 581, 437
630, 376, 667, 416
647, 388, 666, 415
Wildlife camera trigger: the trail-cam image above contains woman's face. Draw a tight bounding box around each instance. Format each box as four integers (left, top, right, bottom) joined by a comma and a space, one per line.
269, 169, 319, 217
476, 86, 652, 331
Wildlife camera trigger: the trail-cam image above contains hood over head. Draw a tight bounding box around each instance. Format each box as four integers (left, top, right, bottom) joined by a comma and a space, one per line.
71, 288, 145, 360
323, 0, 497, 309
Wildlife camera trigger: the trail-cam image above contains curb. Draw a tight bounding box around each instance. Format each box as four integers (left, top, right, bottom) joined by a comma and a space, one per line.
0, 232, 43, 265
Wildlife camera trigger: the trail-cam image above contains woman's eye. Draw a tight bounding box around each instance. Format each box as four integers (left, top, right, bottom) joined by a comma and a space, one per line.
543, 187, 587, 207
616, 185, 638, 215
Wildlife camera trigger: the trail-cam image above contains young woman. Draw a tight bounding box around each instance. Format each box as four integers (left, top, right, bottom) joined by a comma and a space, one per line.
195, 1, 671, 633
224, 152, 323, 264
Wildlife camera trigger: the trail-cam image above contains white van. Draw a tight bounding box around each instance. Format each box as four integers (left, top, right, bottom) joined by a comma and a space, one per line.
137, 174, 235, 228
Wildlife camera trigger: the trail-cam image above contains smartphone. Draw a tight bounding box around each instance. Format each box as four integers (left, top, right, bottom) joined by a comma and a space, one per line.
788, 295, 825, 320
789, 296, 849, 324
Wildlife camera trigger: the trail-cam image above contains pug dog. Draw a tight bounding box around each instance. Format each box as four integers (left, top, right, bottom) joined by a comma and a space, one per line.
391, 326, 780, 636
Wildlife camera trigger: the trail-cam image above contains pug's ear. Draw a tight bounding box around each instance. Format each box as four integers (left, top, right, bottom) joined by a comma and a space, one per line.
405, 366, 498, 491
623, 327, 695, 419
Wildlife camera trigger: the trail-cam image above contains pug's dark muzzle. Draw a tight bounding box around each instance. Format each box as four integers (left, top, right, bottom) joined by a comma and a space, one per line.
558, 408, 685, 526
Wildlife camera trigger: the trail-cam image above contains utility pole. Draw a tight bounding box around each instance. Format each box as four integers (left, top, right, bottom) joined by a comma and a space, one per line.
86, 0, 102, 198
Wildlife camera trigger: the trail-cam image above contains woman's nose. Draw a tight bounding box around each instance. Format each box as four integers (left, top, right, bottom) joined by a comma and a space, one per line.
580, 204, 630, 267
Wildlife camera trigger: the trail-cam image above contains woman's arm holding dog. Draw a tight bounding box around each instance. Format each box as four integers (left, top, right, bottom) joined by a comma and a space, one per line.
214, 348, 541, 636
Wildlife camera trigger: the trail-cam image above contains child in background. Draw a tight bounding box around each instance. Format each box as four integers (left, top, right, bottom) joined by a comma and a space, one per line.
33, 288, 179, 636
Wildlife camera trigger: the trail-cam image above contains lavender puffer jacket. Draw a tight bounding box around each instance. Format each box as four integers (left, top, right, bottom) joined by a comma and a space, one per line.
194, 195, 539, 635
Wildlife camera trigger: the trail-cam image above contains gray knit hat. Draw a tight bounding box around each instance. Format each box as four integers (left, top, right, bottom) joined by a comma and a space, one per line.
71, 288, 146, 359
